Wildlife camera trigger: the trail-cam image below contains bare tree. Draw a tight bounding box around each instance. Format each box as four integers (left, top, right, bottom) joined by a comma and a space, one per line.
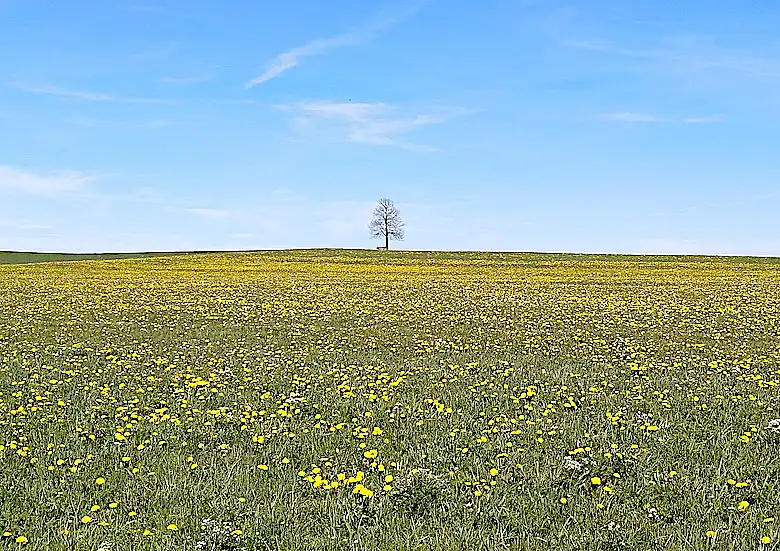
369, 198, 405, 250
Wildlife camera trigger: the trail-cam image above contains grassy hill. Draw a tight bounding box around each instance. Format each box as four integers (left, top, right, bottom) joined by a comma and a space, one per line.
2, 248, 779, 266
0, 251, 183, 265
0, 249, 779, 548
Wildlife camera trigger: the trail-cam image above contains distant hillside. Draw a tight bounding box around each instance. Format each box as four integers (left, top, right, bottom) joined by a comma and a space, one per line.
1, 248, 779, 266
0, 251, 180, 265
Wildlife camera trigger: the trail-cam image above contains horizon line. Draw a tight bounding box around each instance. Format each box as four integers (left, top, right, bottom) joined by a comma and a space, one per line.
1, 247, 779, 261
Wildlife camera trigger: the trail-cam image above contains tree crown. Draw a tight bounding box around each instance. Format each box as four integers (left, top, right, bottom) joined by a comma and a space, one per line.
369, 198, 405, 241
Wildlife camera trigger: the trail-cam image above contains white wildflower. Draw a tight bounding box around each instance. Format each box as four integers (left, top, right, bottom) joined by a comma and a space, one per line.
766, 419, 780, 439
564, 456, 583, 471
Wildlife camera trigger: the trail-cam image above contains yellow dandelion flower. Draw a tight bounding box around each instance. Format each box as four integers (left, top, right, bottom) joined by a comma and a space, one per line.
363, 449, 378, 459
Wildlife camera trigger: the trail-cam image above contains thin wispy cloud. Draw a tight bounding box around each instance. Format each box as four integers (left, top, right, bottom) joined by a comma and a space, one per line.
245, 36, 356, 88
0, 166, 93, 197
8, 82, 172, 104
0, 219, 52, 231
565, 39, 655, 59
159, 75, 211, 85
682, 114, 726, 124
644, 190, 778, 220
320, 200, 377, 235
600, 111, 725, 124
245, 1, 429, 88
636, 237, 702, 255
566, 37, 780, 79
127, 4, 186, 17
65, 116, 174, 129
602, 111, 664, 123
277, 100, 466, 149
186, 208, 229, 218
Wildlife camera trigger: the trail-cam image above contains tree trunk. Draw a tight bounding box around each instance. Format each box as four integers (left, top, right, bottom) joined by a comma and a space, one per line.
385, 232, 389, 250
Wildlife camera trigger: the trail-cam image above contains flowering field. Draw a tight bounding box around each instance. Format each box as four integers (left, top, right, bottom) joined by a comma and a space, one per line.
1, 250, 779, 550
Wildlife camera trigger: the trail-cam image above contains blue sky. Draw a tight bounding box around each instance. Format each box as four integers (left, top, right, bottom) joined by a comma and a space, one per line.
1, 0, 779, 254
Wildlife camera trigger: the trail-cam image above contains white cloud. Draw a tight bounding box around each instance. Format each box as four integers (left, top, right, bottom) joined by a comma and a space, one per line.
277, 100, 466, 148
8, 82, 172, 104
632, 237, 780, 257
566, 39, 654, 59
601, 111, 725, 124
682, 114, 726, 124
0, 219, 51, 231
186, 208, 229, 218
140, 120, 174, 129
127, 4, 186, 16
160, 75, 211, 85
569, 36, 780, 79
0, 166, 93, 197
244, 1, 428, 87
270, 187, 304, 201
601, 111, 665, 123
64, 116, 100, 127
635, 238, 703, 255
320, 201, 377, 234
245, 35, 357, 88
65, 117, 174, 129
